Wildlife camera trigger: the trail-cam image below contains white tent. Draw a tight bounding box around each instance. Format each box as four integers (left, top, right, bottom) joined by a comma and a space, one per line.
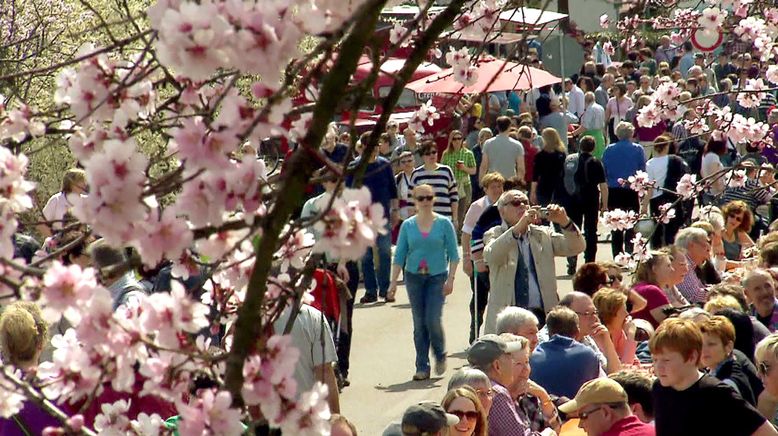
498, 7, 568, 27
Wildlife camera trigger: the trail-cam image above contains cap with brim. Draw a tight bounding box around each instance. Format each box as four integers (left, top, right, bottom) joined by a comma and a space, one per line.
467, 334, 524, 367
401, 402, 459, 435
558, 378, 628, 414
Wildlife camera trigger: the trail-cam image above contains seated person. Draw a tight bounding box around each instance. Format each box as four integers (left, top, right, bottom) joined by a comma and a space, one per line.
630, 251, 673, 328
529, 307, 600, 399
559, 378, 655, 435
650, 318, 776, 436
700, 315, 761, 405
609, 370, 654, 423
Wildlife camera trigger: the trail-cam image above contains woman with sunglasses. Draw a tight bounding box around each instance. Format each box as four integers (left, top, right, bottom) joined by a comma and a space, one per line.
441, 387, 488, 436
390, 184, 460, 380
441, 130, 477, 233
721, 200, 755, 261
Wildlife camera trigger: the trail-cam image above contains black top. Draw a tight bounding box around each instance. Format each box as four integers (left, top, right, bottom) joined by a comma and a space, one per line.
532, 150, 566, 201
713, 353, 760, 406
576, 153, 606, 203
652, 374, 766, 436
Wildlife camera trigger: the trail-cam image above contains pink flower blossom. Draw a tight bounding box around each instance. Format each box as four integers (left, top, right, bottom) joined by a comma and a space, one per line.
726, 169, 748, 188
698, 7, 726, 31
40, 261, 100, 324
94, 399, 131, 435
177, 389, 244, 436
601, 209, 638, 231
626, 171, 653, 198
0, 105, 45, 142
312, 187, 387, 261
657, 203, 677, 224
408, 100, 440, 133
675, 174, 700, 199
135, 207, 193, 268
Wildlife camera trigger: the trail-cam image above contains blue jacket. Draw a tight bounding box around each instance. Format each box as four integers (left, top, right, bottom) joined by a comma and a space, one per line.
602, 140, 646, 188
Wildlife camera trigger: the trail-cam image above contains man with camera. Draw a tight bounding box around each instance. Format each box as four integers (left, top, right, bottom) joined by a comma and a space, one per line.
482, 190, 585, 334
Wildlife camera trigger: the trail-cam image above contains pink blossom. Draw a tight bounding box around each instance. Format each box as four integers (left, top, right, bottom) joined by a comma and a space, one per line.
276, 228, 315, 273
445, 47, 471, 68
130, 413, 165, 436
135, 207, 193, 268
626, 171, 653, 198
697, 7, 726, 31
408, 100, 440, 133
280, 382, 332, 435
726, 169, 748, 188
631, 233, 652, 262
94, 399, 131, 434
140, 281, 210, 348
389, 22, 407, 46
601, 209, 638, 231
453, 64, 478, 87
614, 252, 637, 269
0, 147, 35, 212
40, 261, 100, 324
177, 390, 244, 436
675, 174, 700, 199
0, 373, 25, 418
0, 105, 46, 142
657, 203, 677, 224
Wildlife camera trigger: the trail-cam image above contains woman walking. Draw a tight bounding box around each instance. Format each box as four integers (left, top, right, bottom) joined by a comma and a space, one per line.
441, 130, 477, 233
604, 82, 633, 143
390, 184, 460, 380
530, 128, 566, 206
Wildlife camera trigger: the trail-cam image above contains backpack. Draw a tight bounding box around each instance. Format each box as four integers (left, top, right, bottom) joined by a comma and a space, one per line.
563, 153, 590, 198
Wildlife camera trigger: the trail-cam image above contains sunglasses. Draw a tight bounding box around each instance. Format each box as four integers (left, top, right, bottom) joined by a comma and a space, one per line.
448, 410, 479, 421
452, 136, 463, 141
415, 195, 434, 202
508, 199, 528, 207
423, 151, 437, 156
579, 406, 605, 420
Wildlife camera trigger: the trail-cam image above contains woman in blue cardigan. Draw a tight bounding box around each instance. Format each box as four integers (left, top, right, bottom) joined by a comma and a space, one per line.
389, 183, 460, 381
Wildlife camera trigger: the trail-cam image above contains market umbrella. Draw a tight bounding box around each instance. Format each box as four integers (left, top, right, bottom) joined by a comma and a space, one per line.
405, 57, 560, 94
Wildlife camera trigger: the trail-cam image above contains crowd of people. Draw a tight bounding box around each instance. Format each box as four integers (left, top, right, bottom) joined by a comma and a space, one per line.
7, 28, 778, 436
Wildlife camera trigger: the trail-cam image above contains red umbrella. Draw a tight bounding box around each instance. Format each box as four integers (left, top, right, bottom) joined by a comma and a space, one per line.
405, 57, 560, 94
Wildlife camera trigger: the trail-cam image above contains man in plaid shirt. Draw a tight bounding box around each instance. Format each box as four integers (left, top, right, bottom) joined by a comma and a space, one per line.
674, 228, 712, 304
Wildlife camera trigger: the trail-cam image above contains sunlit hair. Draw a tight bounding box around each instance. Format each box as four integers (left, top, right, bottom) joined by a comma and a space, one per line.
593, 287, 627, 325
699, 315, 736, 349
541, 127, 566, 153
649, 318, 703, 364
0, 302, 48, 366
632, 251, 671, 286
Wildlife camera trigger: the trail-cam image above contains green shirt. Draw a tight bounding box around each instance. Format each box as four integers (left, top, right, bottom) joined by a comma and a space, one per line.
441, 147, 476, 187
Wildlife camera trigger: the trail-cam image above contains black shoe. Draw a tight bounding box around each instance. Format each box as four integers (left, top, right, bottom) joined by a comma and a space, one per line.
567, 264, 576, 276
359, 295, 378, 304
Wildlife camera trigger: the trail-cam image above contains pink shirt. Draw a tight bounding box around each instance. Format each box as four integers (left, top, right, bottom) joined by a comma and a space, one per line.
606, 97, 633, 122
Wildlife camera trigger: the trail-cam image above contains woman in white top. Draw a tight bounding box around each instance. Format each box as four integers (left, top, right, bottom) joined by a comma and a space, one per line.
604, 82, 634, 143
701, 138, 728, 201
642, 134, 686, 247
38, 168, 87, 237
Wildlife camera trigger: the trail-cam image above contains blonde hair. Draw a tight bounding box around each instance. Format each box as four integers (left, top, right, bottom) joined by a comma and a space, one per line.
541, 128, 566, 153
441, 387, 488, 436
61, 168, 87, 193
593, 287, 627, 325
0, 302, 48, 366
704, 295, 743, 314
757, 334, 778, 367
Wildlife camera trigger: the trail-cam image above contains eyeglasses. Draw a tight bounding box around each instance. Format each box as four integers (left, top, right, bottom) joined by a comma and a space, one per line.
474, 388, 494, 398
759, 361, 773, 376
575, 309, 599, 317
449, 410, 479, 421
579, 406, 606, 420
415, 195, 434, 202
507, 199, 528, 208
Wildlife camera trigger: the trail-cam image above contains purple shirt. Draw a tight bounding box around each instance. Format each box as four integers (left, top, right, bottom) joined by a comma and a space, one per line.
0, 401, 60, 436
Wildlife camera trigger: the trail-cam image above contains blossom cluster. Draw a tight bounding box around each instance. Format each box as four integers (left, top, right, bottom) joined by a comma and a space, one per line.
445, 47, 478, 87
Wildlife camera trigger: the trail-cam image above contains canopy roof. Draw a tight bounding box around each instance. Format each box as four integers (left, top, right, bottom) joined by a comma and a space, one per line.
498, 7, 568, 26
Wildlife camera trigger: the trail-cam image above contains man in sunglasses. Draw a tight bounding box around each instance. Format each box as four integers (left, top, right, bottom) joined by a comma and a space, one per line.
559, 378, 655, 436
482, 190, 585, 334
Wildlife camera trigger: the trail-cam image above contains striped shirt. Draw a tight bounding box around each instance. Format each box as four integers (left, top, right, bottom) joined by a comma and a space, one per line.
720, 179, 771, 211
677, 255, 708, 304
409, 164, 459, 217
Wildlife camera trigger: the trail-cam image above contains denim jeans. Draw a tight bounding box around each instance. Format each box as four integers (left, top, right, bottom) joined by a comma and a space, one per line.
361, 231, 391, 298
405, 271, 447, 373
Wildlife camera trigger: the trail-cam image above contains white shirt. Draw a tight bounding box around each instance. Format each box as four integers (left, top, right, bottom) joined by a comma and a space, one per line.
274, 304, 337, 397
566, 85, 586, 117
462, 196, 492, 236
580, 102, 606, 130
646, 155, 669, 199
42, 192, 80, 230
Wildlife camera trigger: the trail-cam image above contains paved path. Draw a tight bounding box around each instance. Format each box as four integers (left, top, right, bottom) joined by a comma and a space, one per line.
340, 239, 615, 434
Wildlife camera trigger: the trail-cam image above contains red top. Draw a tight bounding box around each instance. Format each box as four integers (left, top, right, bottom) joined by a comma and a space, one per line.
602, 415, 656, 436
631, 282, 671, 329
522, 139, 537, 186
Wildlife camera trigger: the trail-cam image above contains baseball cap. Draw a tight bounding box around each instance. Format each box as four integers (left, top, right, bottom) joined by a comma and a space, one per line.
401, 402, 459, 435
467, 334, 525, 367
558, 378, 628, 414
